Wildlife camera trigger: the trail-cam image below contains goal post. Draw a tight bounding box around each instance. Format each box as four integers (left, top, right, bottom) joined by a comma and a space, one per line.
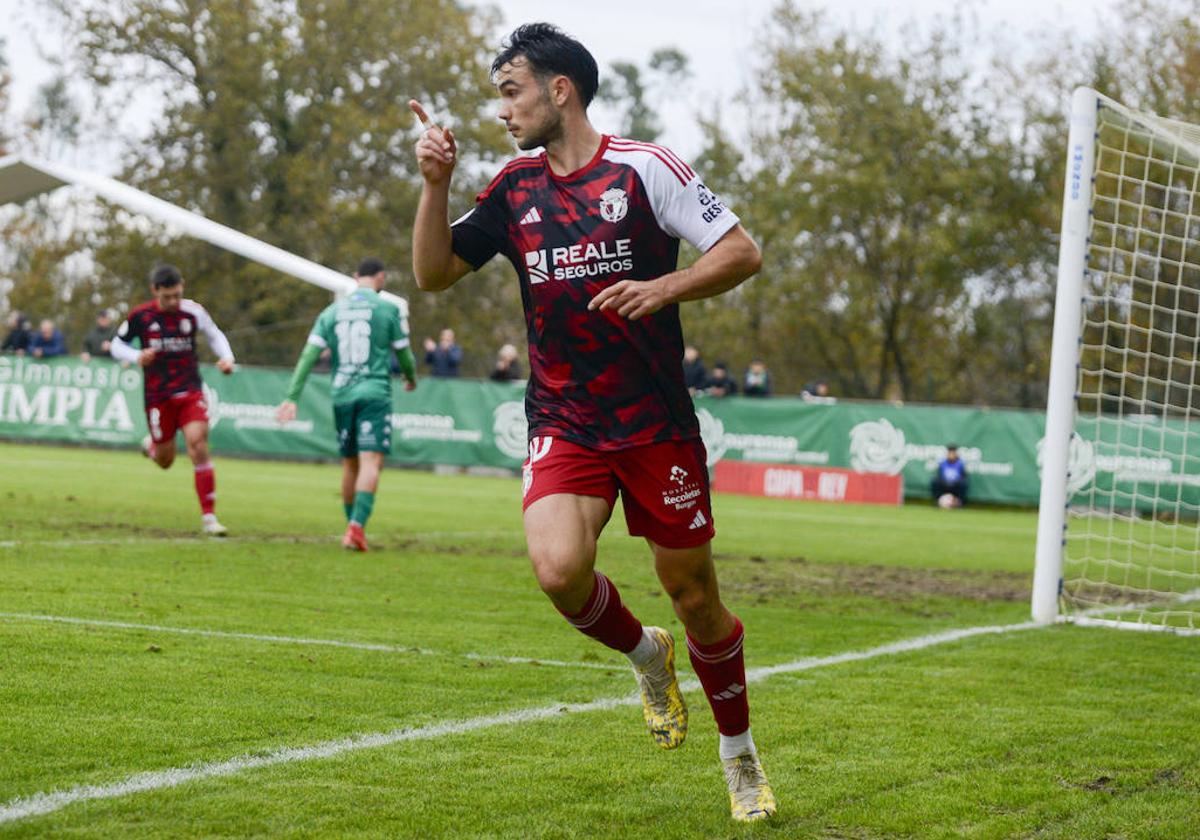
1033, 88, 1098, 624
1033, 88, 1200, 633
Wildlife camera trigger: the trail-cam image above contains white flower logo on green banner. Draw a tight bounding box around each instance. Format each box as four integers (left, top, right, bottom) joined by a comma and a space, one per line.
202, 382, 220, 429
1037, 433, 1095, 495
492, 401, 528, 461
849, 418, 907, 474
696, 408, 726, 467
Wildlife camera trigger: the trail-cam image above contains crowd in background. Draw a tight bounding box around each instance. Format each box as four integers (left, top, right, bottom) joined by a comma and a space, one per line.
682, 345, 834, 402
419, 328, 522, 383
2, 309, 120, 361
418, 332, 834, 401
4, 310, 833, 403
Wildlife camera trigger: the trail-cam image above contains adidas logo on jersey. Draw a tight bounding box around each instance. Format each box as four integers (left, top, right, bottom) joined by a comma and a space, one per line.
519, 206, 543, 225
712, 682, 744, 701
689, 510, 708, 530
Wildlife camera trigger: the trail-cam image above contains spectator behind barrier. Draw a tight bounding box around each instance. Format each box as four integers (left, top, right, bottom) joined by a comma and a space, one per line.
802, 378, 836, 404
489, 343, 523, 382
423, 327, 462, 377
931, 444, 969, 508
30, 319, 67, 358
743, 359, 771, 397
682, 345, 707, 395
705, 362, 738, 397
82, 309, 118, 362
2, 311, 35, 355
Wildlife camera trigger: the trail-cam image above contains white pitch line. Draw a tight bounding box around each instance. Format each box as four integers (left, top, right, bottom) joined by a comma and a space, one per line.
0, 613, 620, 672
743, 620, 1040, 682
0, 618, 1040, 826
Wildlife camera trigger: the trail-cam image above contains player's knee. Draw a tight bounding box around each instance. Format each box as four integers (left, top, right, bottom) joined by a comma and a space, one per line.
533, 566, 574, 599
668, 579, 718, 620
530, 554, 590, 600
155, 452, 175, 469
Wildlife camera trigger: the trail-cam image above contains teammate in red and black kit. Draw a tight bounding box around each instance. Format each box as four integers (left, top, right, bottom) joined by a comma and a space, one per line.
410, 23, 775, 821
111, 263, 235, 536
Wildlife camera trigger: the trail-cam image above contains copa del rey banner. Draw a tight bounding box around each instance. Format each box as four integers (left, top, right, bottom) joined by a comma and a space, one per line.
4, 356, 1200, 508
712, 461, 904, 506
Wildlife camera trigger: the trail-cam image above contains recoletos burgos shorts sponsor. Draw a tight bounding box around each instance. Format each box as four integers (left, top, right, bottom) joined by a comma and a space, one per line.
524, 238, 634, 285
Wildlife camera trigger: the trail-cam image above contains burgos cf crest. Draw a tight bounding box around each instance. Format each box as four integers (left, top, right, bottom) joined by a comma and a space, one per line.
598, 188, 628, 223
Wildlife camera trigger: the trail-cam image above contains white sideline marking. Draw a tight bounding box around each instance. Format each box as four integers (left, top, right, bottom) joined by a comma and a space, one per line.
0, 619, 1039, 825
0, 613, 619, 672
742, 620, 1039, 682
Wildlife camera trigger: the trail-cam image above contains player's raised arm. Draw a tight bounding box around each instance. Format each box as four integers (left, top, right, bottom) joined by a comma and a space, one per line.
409, 100, 473, 292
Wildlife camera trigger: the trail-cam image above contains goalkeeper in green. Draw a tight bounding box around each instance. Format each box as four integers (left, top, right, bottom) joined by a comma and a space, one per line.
276, 258, 417, 551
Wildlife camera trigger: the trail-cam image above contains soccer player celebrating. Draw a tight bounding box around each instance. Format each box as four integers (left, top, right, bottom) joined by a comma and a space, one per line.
410, 24, 775, 822
275, 258, 417, 552
111, 263, 235, 536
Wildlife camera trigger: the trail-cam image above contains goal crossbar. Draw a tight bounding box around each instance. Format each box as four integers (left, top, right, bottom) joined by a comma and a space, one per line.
0, 153, 408, 316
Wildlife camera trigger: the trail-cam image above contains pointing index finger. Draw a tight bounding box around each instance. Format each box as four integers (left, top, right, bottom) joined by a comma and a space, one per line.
408, 99, 436, 133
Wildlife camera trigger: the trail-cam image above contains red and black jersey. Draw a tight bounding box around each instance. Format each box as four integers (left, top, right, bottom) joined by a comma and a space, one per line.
113, 299, 233, 406
451, 135, 740, 451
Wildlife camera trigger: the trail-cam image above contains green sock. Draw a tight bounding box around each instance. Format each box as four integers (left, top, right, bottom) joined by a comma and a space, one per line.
343, 501, 354, 522
351, 491, 375, 528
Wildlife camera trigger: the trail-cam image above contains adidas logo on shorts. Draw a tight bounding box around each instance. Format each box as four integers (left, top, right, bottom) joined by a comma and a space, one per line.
688, 511, 708, 530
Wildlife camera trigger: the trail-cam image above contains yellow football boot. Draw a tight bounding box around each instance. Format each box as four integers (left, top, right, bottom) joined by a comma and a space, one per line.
723, 752, 777, 822
633, 626, 688, 749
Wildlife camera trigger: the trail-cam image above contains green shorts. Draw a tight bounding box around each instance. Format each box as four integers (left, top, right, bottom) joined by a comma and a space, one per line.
333, 398, 393, 457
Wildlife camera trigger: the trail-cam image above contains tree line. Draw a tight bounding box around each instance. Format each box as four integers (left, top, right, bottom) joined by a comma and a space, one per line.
2, 0, 1199, 407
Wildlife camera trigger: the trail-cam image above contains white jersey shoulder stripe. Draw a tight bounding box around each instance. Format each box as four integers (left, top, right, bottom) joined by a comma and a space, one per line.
608, 138, 696, 178
607, 140, 689, 185
606, 144, 688, 186
607, 138, 695, 183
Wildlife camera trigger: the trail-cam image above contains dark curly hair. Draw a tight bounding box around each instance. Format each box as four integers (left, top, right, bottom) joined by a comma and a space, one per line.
491, 23, 599, 108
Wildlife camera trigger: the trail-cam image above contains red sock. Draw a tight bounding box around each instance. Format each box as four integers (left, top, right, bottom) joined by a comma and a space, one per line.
558, 572, 643, 654
194, 463, 216, 515
687, 617, 750, 736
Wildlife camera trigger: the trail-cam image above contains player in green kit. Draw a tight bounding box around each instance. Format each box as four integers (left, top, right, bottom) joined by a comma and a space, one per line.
276, 258, 417, 551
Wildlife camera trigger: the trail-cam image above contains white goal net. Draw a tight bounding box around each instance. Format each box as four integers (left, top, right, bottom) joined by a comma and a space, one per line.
1034, 89, 1200, 633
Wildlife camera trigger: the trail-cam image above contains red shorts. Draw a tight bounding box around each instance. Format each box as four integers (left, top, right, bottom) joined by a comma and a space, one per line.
146, 391, 209, 443
522, 436, 715, 549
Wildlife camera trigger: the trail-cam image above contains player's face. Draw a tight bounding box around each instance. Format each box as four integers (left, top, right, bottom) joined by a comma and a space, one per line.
153, 283, 184, 312
495, 59, 563, 151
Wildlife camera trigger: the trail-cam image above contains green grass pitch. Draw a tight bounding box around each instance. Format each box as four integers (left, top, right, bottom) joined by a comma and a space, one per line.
1, 442, 1197, 838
